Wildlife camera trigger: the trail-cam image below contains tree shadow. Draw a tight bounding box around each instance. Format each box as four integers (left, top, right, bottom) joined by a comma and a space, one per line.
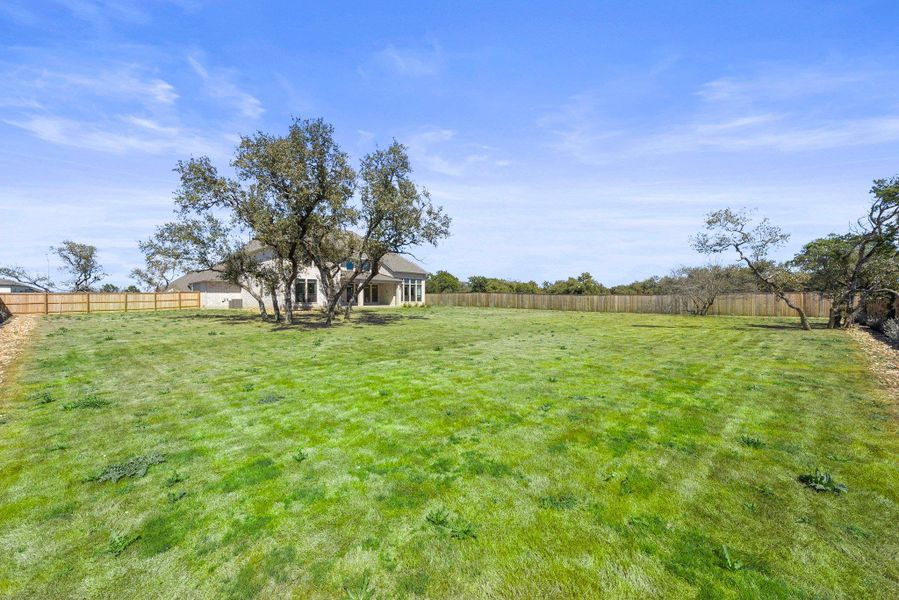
169, 309, 425, 331
744, 322, 829, 331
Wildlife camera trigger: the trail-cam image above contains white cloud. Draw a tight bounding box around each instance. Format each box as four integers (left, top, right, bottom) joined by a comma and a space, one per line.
5, 114, 223, 155
187, 54, 263, 120
373, 42, 443, 77
540, 63, 899, 164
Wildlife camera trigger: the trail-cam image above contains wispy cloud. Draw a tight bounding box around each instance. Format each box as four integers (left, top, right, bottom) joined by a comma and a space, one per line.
540, 63, 899, 164
1, 51, 261, 157
187, 54, 264, 120
5, 114, 223, 155
404, 127, 510, 177
366, 40, 444, 78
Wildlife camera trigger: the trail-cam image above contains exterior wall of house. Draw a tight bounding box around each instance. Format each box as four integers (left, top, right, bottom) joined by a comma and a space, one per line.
184, 255, 427, 311
0, 285, 41, 293
192, 280, 244, 308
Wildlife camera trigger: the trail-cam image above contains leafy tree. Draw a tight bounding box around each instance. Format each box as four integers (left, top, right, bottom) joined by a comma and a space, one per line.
790, 177, 899, 328
426, 270, 463, 293
0, 266, 54, 292
692, 209, 812, 330
668, 265, 732, 315
53, 241, 106, 292
142, 216, 272, 318
174, 118, 355, 324
467, 276, 539, 293
609, 276, 668, 295
328, 141, 450, 323
124, 285, 141, 293
99, 283, 120, 293
542, 272, 608, 295
131, 235, 187, 292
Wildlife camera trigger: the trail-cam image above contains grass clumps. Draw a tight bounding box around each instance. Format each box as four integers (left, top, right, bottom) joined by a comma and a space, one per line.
739, 434, 765, 449
798, 469, 847, 494
106, 532, 141, 556
425, 507, 477, 540
93, 453, 166, 483
63, 395, 111, 410
258, 393, 283, 405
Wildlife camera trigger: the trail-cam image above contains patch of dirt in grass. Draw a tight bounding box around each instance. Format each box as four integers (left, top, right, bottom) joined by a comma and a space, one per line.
0, 315, 38, 387
847, 326, 899, 403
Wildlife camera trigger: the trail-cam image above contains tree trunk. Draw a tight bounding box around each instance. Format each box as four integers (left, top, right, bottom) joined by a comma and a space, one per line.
270, 289, 281, 322
257, 298, 268, 319
282, 283, 294, 324
779, 293, 811, 330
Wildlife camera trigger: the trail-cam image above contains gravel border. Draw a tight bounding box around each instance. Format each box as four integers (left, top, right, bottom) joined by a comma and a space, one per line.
847, 325, 899, 403
0, 315, 38, 388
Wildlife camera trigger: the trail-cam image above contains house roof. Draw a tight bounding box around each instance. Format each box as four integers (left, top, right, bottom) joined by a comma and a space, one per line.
381, 254, 427, 275
167, 270, 223, 291
0, 278, 42, 291
167, 247, 427, 291
341, 271, 400, 284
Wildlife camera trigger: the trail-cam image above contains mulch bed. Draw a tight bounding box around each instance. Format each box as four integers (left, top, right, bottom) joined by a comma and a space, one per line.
847, 325, 899, 403
0, 315, 38, 388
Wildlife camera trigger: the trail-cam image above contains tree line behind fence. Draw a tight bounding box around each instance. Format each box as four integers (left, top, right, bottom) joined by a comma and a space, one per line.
426, 292, 838, 318
0, 292, 201, 315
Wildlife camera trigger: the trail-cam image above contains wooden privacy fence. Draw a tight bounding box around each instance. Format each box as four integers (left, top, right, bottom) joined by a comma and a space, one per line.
427, 292, 834, 318
0, 292, 201, 315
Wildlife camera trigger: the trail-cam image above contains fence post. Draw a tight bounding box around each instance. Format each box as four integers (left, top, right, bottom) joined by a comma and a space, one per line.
87, 293, 91, 313
125, 293, 128, 312
154, 293, 158, 311
44, 293, 49, 314
178, 293, 183, 310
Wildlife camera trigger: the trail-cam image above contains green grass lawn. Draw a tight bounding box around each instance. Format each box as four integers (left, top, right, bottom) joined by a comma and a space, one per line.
1, 307, 897, 599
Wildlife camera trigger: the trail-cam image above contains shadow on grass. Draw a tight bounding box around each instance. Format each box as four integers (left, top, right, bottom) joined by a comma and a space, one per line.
745, 322, 829, 331
170, 309, 425, 331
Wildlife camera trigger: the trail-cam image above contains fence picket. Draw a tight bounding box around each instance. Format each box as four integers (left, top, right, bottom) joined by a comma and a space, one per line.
426, 292, 835, 318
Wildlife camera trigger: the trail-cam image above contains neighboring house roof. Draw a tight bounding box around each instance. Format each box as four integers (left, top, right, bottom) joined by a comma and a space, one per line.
0, 278, 42, 292
167, 270, 223, 291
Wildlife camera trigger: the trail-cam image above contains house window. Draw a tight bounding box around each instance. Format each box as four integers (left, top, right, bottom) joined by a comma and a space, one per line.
345, 261, 354, 270
346, 283, 356, 302
294, 279, 318, 303
402, 278, 423, 302
364, 285, 379, 304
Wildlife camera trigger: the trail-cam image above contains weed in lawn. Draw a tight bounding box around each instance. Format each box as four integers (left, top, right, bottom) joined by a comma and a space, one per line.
798, 469, 847, 494
343, 570, 375, 600
721, 545, 745, 571
28, 390, 55, 404
106, 532, 140, 556
425, 507, 477, 540
167, 490, 187, 504
46, 443, 69, 452
539, 493, 577, 510
165, 471, 184, 487
292, 449, 308, 463
63, 395, 111, 410
93, 453, 166, 483
258, 393, 282, 404
739, 434, 765, 449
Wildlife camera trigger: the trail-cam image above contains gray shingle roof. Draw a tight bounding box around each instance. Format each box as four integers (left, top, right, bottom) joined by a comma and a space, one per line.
0, 278, 42, 291
381, 254, 427, 275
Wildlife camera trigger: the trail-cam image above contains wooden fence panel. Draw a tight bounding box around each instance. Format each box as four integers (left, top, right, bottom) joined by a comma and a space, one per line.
0, 292, 201, 315
427, 292, 836, 318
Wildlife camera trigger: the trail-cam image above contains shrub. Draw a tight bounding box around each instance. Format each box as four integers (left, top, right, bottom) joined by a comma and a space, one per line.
798, 469, 847, 494
882, 318, 899, 341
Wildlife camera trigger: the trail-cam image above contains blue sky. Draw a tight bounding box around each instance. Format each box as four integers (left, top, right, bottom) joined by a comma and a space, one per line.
2, 1, 898, 287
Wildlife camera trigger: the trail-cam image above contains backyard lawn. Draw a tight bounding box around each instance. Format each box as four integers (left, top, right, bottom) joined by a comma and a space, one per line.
0, 307, 897, 599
